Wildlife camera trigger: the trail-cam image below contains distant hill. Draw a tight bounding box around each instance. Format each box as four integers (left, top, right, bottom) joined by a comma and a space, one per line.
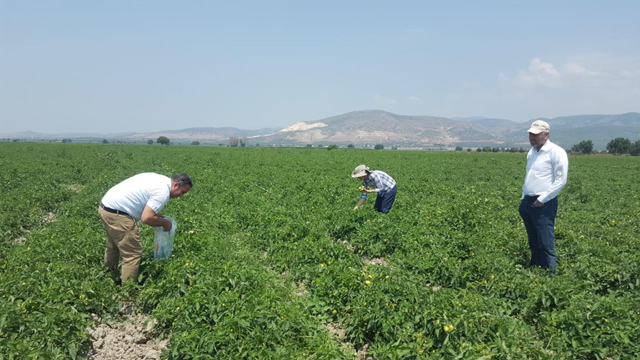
252, 110, 639, 149
2, 111, 638, 149
1, 130, 136, 139
0, 127, 279, 144
126, 127, 280, 143
254, 110, 508, 147
501, 113, 640, 149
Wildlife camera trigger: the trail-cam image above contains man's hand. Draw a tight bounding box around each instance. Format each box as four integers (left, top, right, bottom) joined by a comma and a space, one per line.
162, 219, 172, 232
534, 200, 544, 207
141, 205, 172, 230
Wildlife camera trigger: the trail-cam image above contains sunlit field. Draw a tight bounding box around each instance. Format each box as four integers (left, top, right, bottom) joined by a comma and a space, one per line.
1, 142, 639, 359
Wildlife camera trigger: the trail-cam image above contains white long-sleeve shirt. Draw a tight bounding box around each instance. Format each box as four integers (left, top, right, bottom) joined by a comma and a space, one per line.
521, 140, 569, 204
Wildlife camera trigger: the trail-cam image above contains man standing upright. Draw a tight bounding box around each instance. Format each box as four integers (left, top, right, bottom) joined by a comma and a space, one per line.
98, 172, 192, 283
519, 120, 568, 273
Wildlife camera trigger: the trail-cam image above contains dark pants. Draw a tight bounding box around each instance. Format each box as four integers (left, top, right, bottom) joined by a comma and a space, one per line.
519, 196, 558, 273
374, 186, 397, 214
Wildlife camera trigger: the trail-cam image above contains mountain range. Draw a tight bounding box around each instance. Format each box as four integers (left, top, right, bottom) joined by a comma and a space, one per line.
3, 110, 639, 150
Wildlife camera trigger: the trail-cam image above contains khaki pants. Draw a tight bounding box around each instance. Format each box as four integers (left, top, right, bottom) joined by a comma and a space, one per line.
98, 207, 142, 283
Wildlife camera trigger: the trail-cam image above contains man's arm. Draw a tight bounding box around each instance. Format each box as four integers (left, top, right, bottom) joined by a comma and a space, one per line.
354, 198, 366, 210
537, 149, 569, 204
141, 205, 172, 231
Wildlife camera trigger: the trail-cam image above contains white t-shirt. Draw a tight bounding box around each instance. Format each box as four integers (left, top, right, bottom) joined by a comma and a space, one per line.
101, 173, 171, 221
522, 140, 569, 203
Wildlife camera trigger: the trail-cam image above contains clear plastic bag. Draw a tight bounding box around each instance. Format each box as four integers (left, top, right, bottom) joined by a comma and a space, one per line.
154, 216, 177, 259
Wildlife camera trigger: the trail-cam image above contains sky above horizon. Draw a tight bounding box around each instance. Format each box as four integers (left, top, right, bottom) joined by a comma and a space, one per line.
1, 1, 639, 134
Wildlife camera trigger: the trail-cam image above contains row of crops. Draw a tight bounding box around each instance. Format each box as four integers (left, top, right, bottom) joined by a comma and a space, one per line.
1, 142, 639, 359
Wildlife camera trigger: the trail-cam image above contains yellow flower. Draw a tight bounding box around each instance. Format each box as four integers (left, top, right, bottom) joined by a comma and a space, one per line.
365, 280, 371, 285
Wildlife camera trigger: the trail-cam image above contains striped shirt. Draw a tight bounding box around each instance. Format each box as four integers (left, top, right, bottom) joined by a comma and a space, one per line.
360, 170, 397, 199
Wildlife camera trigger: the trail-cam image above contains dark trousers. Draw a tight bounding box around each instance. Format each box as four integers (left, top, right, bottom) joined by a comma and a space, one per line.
374, 186, 397, 214
519, 196, 558, 273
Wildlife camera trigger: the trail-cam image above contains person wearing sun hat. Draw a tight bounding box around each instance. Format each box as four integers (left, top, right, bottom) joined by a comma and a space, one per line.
519, 120, 568, 274
351, 165, 397, 214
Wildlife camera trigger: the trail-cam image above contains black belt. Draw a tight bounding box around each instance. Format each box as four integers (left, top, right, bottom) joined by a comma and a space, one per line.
524, 195, 539, 201
100, 203, 130, 217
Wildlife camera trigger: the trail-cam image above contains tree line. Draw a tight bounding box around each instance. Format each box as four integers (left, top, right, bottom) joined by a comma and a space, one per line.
94, 135, 640, 155
572, 138, 640, 155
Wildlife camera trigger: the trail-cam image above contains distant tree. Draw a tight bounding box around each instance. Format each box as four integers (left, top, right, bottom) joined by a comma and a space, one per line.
62, 138, 72, 143
491, 147, 500, 152
455, 146, 463, 152
239, 137, 248, 147
228, 136, 239, 147
476, 148, 482, 152
147, 139, 154, 145
327, 144, 339, 150
347, 144, 355, 148
571, 140, 593, 154
102, 139, 109, 144
306, 144, 313, 148
317, 144, 323, 148
374, 144, 384, 150
191, 141, 200, 146
482, 146, 492, 152
157, 136, 170, 145
466, 148, 471, 152
629, 140, 640, 156
606, 137, 631, 155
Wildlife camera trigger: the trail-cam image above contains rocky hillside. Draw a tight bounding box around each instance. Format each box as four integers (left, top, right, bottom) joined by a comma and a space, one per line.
252, 110, 640, 149
254, 110, 510, 147
3, 111, 638, 150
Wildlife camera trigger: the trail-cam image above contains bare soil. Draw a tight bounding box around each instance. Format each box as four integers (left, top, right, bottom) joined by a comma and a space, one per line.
86, 313, 168, 360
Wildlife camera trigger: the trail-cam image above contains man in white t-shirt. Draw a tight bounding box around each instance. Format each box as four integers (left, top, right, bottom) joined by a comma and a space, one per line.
519, 120, 568, 274
98, 173, 192, 283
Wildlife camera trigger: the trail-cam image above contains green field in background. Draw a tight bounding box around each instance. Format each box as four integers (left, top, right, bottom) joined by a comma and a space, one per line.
1, 143, 639, 359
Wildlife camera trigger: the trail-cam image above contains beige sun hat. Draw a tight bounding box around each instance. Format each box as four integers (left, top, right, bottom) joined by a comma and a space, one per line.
527, 120, 550, 134
351, 165, 370, 178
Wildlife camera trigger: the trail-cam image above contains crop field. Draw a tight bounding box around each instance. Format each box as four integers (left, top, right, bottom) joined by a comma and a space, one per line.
1, 142, 639, 359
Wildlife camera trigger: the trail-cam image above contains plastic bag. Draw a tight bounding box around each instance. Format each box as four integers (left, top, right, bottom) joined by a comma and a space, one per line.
154, 216, 177, 259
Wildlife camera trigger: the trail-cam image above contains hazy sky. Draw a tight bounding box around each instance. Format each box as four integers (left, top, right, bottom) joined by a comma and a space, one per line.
1, 1, 639, 134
